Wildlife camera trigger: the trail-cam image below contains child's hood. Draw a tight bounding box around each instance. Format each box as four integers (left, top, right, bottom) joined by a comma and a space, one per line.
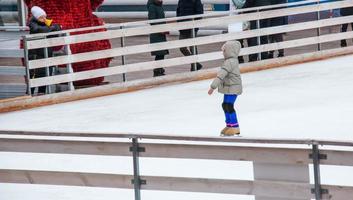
223, 41, 241, 59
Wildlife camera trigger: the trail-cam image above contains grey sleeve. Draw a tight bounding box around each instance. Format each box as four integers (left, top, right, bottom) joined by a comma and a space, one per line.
210, 65, 230, 89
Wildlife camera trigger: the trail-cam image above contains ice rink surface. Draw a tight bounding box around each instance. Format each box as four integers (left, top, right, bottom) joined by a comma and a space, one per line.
1, 54, 353, 200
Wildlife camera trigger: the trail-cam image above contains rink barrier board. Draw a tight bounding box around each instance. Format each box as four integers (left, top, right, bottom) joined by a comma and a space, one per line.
0, 132, 353, 199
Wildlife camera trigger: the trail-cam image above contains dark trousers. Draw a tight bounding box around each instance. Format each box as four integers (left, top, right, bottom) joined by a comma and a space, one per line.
30, 67, 54, 94
247, 19, 270, 61
179, 30, 203, 71
341, 23, 353, 47
238, 39, 245, 63
269, 33, 284, 57
153, 55, 165, 76
30, 68, 47, 94
28, 48, 54, 95
179, 29, 198, 56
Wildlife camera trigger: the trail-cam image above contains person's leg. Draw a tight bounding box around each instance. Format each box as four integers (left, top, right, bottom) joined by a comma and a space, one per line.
29, 69, 35, 95
277, 34, 285, 57
238, 39, 245, 63
36, 67, 47, 94
179, 31, 193, 56
341, 23, 348, 47
222, 94, 239, 128
190, 30, 203, 71
247, 21, 258, 62
259, 19, 270, 60
268, 35, 275, 59
153, 55, 165, 77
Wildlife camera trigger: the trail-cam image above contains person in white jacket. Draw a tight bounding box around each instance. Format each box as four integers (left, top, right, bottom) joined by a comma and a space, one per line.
208, 41, 243, 136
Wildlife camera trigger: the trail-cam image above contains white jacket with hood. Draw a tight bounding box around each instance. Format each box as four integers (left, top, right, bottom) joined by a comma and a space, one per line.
210, 41, 243, 95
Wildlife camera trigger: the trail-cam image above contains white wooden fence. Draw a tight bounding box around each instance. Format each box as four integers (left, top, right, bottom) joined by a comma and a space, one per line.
0, 130, 353, 200
21, 0, 353, 96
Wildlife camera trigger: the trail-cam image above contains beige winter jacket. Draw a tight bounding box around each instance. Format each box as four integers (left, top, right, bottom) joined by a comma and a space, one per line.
210, 41, 243, 95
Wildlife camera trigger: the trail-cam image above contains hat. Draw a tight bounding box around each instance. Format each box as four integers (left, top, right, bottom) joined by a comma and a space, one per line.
31, 6, 46, 19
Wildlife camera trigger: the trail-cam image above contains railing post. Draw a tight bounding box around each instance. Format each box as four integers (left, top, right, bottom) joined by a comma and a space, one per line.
191, 18, 197, 71
23, 36, 32, 96
316, 0, 321, 51
130, 138, 146, 200
65, 32, 75, 91
43, 39, 51, 94
310, 143, 328, 200
17, 0, 26, 27
256, 9, 262, 61
120, 26, 127, 82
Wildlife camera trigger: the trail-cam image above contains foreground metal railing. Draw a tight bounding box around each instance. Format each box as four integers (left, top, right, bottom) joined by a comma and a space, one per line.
0, 130, 353, 200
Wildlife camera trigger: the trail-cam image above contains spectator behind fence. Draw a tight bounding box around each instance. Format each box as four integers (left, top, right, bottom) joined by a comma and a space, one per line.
268, 0, 286, 58
340, 6, 353, 47
176, 0, 204, 71
28, 6, 61, 95
147, 0, 169, 77
229, 0, 247, 63
243, 0, 271, 61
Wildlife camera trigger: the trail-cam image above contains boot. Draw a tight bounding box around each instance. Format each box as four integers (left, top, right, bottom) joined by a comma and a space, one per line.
191, 63, 203, 71
153, 68, 165, 77
268, 52, 274, 59
341, 40, 347, 47
220, 127, 240, 136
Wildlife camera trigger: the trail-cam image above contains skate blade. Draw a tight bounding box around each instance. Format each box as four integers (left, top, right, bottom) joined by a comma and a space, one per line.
220, 133, 241, 137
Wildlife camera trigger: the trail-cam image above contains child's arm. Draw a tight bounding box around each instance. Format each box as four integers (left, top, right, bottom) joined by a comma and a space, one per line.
209, 65, 230, 93
30, 22, 60, 33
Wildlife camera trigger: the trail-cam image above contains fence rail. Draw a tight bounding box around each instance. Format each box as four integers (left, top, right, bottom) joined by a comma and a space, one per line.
0, 130, 353, 200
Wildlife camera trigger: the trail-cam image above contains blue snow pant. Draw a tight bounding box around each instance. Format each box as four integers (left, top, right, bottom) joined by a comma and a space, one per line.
222, 94, 239, 127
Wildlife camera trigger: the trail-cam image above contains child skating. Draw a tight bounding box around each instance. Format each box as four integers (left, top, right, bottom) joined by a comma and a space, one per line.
208, 41, 243, 136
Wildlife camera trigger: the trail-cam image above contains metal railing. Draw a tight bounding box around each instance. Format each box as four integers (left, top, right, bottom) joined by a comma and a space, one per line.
0, 130, 353, 200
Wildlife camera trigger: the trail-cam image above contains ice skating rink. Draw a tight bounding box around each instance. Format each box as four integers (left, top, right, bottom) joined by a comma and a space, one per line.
1, 54, 353, 200
1, 54, 353, 139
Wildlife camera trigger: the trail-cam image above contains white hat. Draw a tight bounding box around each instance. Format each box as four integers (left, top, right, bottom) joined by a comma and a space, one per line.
31, 6, 46, 19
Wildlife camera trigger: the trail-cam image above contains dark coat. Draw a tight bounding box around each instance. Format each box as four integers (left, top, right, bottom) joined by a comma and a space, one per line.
176, 0, 204, 35
176, 0, 204, 17
28, 17, 61, 59
243, 0, 272, 8
147, 0, 169, 56
270, 0, 286, 27
341, 7, 353, 16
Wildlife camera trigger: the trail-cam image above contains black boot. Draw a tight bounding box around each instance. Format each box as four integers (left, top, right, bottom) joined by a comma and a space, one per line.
341, 40, 347, 47
153, 68, 165, 77
268, 52, 274, 59
238, 56, 244, 64
191, 63, 203, 71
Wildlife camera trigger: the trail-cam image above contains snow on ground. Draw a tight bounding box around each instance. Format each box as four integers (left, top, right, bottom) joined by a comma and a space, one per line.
1, 54, 353, 200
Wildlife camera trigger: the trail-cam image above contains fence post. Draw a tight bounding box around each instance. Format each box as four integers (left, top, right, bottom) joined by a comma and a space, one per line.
130, 138, 146, 200
310, 143, 328, 200
22, 36, 32, 96
256, 9, 262, 61
120, 26, 127, 82
65, 32, 75, 91
316, 0, 322, 51
17, 0, 26, 27
192, 18, 198, 71
43, 39, 51, 94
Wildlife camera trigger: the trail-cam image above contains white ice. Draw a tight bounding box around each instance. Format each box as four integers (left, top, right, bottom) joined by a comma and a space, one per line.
1, 54, 353, 200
